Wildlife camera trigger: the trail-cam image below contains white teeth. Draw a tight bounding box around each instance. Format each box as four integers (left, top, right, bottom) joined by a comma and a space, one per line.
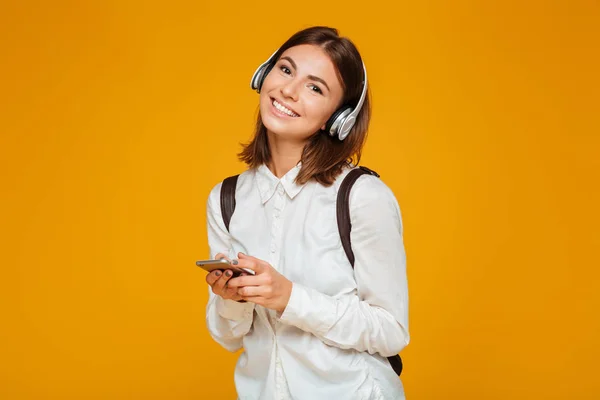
273, 100, 299, 117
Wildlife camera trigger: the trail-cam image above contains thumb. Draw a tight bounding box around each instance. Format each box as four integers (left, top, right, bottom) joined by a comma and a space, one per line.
238, 252, 268, 274
215, 253, 231, 262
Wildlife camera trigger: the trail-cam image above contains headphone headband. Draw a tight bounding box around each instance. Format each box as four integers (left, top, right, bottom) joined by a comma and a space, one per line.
250, 48, 367, 141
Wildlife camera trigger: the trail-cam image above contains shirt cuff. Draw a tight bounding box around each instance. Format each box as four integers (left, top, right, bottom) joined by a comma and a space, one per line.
216, 297, 255, 321
279, 283, 337, 335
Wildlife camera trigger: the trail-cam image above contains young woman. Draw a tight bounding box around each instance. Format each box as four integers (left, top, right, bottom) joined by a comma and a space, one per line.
204, 26, 409, 400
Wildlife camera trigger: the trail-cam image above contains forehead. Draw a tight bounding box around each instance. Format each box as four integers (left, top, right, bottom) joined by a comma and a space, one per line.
279, 45, 342, 86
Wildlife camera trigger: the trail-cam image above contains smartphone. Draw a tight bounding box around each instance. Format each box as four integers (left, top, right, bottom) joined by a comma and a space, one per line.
196, 259, 255, 277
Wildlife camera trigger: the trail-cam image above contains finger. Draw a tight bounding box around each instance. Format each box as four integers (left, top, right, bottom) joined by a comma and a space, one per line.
205, 270, 223, 286
236, 256, 268, 274
239, 253, 269, 272
227, 274, 265, 288
224, 284, 241, 299
224, 277, 246, 300
213, 270, 234, 293
224, 271, 254, 289
237, 285, 268, 298
215, 253, 231, 262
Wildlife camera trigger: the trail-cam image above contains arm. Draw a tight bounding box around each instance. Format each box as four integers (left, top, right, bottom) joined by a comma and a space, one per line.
279, 176, 409, 357
204, 182, 256, 352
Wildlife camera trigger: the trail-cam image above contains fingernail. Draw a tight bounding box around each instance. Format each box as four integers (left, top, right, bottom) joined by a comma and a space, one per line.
232, 260, 238, 265
215, 271, 221, 276
225, 270, 232, 277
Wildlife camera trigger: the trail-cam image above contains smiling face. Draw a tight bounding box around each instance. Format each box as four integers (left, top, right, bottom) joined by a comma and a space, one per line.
259, 44, 345, 143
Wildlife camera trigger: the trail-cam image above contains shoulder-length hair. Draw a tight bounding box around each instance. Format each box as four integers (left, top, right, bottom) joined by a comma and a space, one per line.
238, 26, 371, 186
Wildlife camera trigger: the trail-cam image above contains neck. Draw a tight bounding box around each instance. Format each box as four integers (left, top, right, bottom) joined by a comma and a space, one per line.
266, 130, 306, 178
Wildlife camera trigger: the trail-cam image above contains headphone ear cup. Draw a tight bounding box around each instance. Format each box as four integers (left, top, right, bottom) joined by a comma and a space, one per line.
324, 106, 352, 137
251, 67, 265, 91
251, 68, 263, 91
256, 63, 275, 93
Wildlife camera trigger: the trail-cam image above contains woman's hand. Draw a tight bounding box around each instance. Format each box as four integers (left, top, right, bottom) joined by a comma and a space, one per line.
205, 253, 249, 302
226, 252, 293, 313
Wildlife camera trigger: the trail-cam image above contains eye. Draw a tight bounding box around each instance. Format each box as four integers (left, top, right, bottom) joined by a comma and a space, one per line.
279, 65, 292, 75
308, 84, 323, 94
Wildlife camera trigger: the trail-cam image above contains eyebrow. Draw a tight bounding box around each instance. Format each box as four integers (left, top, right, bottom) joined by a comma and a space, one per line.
280, 56, 331, 92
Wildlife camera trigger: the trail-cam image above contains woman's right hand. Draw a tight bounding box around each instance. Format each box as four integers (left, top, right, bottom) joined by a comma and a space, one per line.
205, 253, 247, 302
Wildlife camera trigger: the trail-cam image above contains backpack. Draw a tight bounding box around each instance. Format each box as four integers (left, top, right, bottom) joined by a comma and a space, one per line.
219, 166, 403, 376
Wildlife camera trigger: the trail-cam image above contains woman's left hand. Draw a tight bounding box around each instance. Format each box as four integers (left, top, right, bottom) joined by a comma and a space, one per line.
226, 252, 293, 313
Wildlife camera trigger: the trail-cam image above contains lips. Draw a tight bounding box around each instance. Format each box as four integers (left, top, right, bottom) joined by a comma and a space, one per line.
270, 97, 300, 117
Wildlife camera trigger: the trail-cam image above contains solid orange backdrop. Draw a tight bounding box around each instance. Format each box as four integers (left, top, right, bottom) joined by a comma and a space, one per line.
1, 1, 598, 399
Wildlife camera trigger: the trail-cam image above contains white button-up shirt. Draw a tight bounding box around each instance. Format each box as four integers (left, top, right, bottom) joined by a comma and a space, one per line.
205, 163, 409, 400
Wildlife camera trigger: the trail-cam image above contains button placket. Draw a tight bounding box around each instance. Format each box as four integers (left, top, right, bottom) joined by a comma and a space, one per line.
268, 183, 292, 399
270, 183, 285, 256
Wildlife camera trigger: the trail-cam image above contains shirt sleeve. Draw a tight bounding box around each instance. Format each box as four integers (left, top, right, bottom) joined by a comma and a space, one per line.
279, 175, 410, 357
204, 181, 255, 352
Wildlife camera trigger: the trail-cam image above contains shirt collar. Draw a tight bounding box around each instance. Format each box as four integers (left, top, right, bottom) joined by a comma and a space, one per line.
255, 162, 306, 204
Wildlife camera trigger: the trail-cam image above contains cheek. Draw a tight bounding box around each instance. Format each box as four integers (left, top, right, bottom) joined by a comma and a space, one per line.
259, 91, 270, 108
259, 91, 276, 116
261, 71, 283, 93
305, 97, 336, 124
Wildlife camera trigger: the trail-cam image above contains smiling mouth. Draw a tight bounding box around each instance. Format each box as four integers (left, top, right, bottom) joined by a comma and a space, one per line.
271, 98, 300, 117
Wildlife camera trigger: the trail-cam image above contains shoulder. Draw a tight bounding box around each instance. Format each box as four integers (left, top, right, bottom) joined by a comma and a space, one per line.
333, 166, 398, 206
353, 172, 397, 203
338, 167, 402, 222
207, 169, 255, 210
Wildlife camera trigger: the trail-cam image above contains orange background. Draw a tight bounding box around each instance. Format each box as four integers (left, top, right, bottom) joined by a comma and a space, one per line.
1, 1, 599, 399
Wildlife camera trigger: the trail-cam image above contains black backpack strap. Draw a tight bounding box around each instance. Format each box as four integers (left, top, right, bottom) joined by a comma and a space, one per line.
336, 166, 380, 267
336, 166, 403, 376
219, 175, 247, 303
220, 175, 239, 232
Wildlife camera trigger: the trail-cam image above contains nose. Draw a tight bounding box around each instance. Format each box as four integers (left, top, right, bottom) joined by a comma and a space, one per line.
281, 78, 300, 102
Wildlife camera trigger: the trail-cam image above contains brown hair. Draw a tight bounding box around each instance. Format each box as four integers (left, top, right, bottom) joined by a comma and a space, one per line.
238, 26, 371, 186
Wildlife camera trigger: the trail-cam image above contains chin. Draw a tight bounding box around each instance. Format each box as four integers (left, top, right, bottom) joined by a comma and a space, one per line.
259, 107, 291, 136
261, 115, 298, 138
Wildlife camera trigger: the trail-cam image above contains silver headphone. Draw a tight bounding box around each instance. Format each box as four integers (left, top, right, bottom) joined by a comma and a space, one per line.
250, 49, 368, 141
